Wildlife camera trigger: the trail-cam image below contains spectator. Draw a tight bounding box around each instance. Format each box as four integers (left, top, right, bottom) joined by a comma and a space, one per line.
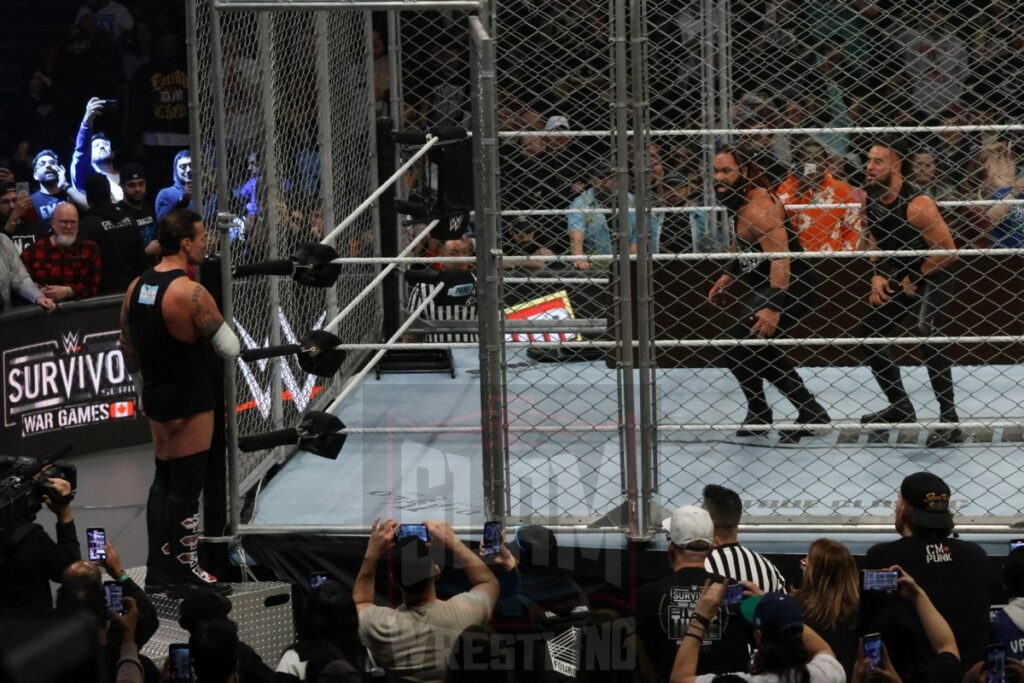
30, 149, 84, 230
6, 70, 64, 151
129, 31, 189, 186
636, 505, 751, 681
670, 586, 844, 683
277, 580, 367, 680
155, 149, 193, 223
76, 0, 135, 41
0, 477, 78, 616
191, 618, 240, 683
21, 202, 102, 302
178, 592, 277, 683
80, 173, 144, 293
72, 98, 123, 202
776, 138, 864, 252
899, 8, 969, 122
991, 547, 1024, 662
567, 166, 663, 269
0, 231, 55, 312
702, 485, 786, 593
56, 577, 145, 683
864, 471, 989, 666
2, 182, 48, 255
52, 26, 123, 131
736, 112, 790, 187
910, 149, 954, 201
501, 217, 555, 270
121, 19, 153, 82
373, 29, 389, 115
790, 539, 859, 678
354, 519, 498, 682
406, 239, 478, 344
984, 170, 1024, 248
116, 163, 159, 258
863, 565, 962, 683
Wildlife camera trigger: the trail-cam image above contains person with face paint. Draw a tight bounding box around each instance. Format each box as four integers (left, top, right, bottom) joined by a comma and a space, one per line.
707, 144, 830, 442
776, 139, 864, 253
71, 97, 123, 203
858, 137, 961, 447
155, 150, 194, 223
20, 202, 102, 302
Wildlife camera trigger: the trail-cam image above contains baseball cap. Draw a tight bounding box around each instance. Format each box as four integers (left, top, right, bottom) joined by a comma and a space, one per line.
741, 591, 804, 642
178, 592, 232, 631
661, 505, 714, 548
0, 182, 15, 196
120, 163, 145, 182
900, 472, 954, 530
514, 524, 558, 569
389, 537, 435, 589
544, 115, 570, 131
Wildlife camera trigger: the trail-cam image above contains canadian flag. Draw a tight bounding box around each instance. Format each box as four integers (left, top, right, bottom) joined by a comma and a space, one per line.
109, 401, 135, 419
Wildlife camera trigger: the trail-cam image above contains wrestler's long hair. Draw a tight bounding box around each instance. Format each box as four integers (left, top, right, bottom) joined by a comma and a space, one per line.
716, 143, 772, 190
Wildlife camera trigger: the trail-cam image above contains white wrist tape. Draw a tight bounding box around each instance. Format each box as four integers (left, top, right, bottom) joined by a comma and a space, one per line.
210, 322, 241, 359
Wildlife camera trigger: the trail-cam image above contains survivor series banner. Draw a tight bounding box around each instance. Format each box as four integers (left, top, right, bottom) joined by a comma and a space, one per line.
1, 297, 150, 457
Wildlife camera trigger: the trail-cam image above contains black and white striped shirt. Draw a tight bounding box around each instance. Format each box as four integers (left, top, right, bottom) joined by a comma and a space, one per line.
705, 543, 787, 593
407, 281, 478, 343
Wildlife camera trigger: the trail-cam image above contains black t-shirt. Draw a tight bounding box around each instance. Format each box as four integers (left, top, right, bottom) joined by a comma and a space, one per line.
5, 219, 49, 255
635, 567, 752, 681
865, 535, 990, 665
80, 203, 145, 293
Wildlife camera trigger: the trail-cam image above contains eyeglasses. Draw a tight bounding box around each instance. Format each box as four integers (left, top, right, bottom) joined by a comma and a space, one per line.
55, 219, 78, 226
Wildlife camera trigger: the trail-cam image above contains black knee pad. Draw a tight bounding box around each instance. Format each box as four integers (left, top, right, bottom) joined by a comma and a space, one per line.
169, 450, 208, 499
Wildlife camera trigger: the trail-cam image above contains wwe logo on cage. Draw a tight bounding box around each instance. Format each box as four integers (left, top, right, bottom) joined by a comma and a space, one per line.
61, 331, 81, 355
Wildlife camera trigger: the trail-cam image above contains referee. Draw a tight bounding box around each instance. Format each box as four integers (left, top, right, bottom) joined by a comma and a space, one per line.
701, 484, 786, 592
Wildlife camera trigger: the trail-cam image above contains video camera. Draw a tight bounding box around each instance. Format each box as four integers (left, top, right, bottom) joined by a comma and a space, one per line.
0, 452, 76, 536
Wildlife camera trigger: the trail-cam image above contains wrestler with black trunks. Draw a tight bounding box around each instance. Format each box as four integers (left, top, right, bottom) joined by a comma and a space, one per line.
859, 137, 962, 448
707, 145, 830, 442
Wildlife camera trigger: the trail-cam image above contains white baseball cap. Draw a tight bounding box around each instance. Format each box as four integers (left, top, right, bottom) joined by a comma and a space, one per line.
544, 115, 570, 131
662, 505, 714, 547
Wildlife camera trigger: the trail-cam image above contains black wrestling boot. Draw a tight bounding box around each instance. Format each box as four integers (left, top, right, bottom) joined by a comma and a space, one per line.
926, 410, 964, 448
164, 495, 232, 597
778, 402, 832, 443
736, 400, 773, 437
860, 399, 917, 426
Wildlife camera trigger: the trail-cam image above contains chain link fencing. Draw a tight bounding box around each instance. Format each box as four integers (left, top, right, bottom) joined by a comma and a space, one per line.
190, 1, 378, 497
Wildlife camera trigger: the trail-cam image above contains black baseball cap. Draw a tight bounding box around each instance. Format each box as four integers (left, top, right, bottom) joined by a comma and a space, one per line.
120, 163, 145, 182
900, 472, 954, 530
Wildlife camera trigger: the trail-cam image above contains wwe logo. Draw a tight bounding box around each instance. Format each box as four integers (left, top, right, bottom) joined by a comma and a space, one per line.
61, 331, 81, 354
449, 213, 464, 232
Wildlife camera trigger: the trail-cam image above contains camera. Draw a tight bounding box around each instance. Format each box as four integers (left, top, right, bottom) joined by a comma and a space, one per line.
0, 453, 77, 535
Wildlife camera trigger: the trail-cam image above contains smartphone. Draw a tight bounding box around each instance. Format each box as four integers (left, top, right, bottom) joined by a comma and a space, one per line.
168, 643, 191, 681
309, 572, 328, 589
87, 528, 106, 561
861, 569, 899, 592
104, 581, 124, 616
724, 583, 745, 605
101, 99, 119, 108
1009, 538, 1024, 552
395, 523, 430, 543
863, 632, 883, 669
482, 521, 503, 557
987, 644, 1007, 683
15, 181, 29, 198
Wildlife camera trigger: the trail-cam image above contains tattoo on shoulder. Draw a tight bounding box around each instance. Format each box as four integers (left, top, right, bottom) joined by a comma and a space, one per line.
191, 284, 224, 337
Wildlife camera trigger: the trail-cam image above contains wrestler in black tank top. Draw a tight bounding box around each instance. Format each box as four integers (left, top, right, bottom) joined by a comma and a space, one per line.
733, 207, 809, 287
127, 268, 214, 421
865, 181, 929, 281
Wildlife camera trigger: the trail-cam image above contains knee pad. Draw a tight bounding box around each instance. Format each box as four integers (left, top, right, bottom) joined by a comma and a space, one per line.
169, 450, 208, 499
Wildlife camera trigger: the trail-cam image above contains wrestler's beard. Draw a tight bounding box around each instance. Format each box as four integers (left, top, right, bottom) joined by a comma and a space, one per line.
715, 177, 750, 214
864, 171, 891, 198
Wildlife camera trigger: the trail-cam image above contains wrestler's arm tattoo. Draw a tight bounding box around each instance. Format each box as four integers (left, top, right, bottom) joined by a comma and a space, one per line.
191, 283, 225, 338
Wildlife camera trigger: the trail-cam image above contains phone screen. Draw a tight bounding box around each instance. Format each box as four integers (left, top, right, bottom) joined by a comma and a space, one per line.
104, 582, 124, 616
862, 570, 898, 592
169, 644, 191, 680
1009, 538, 1024, 552
15, 182, 29, 198
987, 644, 1007, 683
87, 528, 106, 561
724, 583, 745, 605
309, 572, 328, 589
863, 633, 882, 669
482, 521, 503, 557
396, 524, 430, 543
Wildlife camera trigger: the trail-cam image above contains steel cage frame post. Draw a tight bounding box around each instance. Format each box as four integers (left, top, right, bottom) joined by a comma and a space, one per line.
314, 12, 340, 325
469, 16, 508, 520
363, 11, 384, 322
185, 0, 205, 212
612, 0, 640, 541
208, 4, 242, 536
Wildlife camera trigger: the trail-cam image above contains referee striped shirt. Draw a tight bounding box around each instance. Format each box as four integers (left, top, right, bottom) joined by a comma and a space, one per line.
704, 543, 787, 593
407, 281, 478, 343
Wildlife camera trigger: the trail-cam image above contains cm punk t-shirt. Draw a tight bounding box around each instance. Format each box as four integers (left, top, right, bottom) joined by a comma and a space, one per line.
635, 567, 752, 681
865, 535, 990, 665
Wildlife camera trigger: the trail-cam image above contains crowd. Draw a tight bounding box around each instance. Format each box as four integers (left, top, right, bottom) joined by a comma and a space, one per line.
5, 467, 1024, 683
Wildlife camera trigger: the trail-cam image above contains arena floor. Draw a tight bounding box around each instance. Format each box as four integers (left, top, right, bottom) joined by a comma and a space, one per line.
250, 348, 1024, 532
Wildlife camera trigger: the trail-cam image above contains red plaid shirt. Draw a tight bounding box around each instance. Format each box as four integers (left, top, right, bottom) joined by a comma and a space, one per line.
20, 237, 102, 299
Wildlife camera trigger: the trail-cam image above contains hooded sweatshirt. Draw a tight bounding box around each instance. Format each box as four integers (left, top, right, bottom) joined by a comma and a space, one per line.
154, 149, 194, 222
80, 175, 144, 293
993, 597, 1024, 661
